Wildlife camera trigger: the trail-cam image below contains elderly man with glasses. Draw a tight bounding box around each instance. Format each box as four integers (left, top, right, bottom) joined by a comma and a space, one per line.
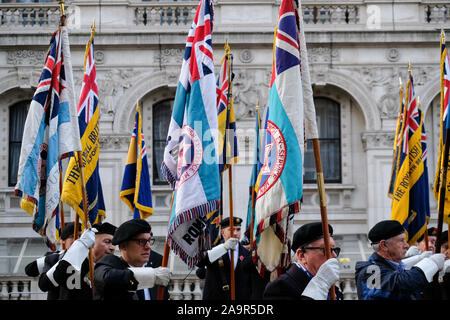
93, 218, 170, 300
355, 220, 446, 300
263, 222, 341, 300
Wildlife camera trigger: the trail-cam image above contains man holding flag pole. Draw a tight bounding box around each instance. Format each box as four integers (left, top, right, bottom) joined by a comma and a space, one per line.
251, 0, 339, 300
158, 0, 221, 299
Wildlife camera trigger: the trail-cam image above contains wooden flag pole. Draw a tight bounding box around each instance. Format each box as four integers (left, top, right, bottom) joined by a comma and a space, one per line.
312, 138, 336, 300
58, 161, 66, 250
75, 150, 95, 294
249, 103, 260, 249
436, 31, 449, 254
157, 193, 174, 300
228, 166, 236, 300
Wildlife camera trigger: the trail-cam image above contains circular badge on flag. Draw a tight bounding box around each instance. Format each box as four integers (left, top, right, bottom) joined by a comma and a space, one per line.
176, 125, 203, 190
257, 121, 286, 198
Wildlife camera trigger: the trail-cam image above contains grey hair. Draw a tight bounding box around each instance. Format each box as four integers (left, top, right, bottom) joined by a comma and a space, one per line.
372, 237, 393, 252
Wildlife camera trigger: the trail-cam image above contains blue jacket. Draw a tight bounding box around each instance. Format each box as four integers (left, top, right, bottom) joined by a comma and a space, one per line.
355, 252, 429, 300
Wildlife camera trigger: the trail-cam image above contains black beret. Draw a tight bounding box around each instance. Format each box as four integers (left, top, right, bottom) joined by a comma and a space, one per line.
92, 222, 117, 236
292, 222, 333, 252
368, 220, 404, 244
60, 222, 81, 240
220, 217, 242, 228
439, 230, 448, 245
417, 227, 438, 242
112, 219, 151, 245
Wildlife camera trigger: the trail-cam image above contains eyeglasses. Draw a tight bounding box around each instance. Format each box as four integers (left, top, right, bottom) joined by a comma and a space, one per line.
130, 237, 155, 247
302, 246, 341, 257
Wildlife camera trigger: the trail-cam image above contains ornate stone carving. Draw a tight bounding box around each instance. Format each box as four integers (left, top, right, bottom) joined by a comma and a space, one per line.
308, 47, 340, 64
361, 131, 395, 151
94, 50, 105, 65
386, 48, 400, 62
97, 69, 135, 118
7, 50, 45, 66
239, 49, 253, 64
378, 93, 399, 119
99, 134, 130, 151
232, 68, 270, 119
154, 48, 183, 65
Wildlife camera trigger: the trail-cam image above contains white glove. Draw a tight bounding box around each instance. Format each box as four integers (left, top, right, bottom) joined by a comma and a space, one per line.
36, 256, 46, 274
129, 267, 170, 289
302, 258, 340, 300
223, 238, 239, 250
444, 259, 450, 274
414, 253, 446, 282
207, 238, 239, 263
405, 246, 421, 258
402, 251, 433, 269
45, 262, 60, 287
62, 228, 97, 271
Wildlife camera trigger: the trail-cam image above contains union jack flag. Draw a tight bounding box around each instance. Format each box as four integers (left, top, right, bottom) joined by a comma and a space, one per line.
15, 27, 81, 249
216, 44, 238, 174
61, 28, 106, 225
391, 68, 430, 244
433, 31, 450, 224
162, 0, 221, 267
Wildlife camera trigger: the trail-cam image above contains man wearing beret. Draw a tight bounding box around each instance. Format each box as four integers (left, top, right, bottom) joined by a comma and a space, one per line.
355, 220, 446, 300
37, 222, 79, 300
417, 227, 438, 253
196, 216, 252, 300
40, 222, 117, 300
93, 218, 170, 300
263, 222, 341, 300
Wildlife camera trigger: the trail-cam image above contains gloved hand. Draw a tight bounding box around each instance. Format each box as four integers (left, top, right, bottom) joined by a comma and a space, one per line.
414, 253, 446, 282
154, 267, 171, 286
402, 250, 433, 270
302, 258, 340, 300
405, 246, 421, 258
129, 267, 171, 289
62, 228, 97, 271
223, 238, 239, 250
444, 259, 450, 274
207, 238, 239, 263
78, 228, 97, 248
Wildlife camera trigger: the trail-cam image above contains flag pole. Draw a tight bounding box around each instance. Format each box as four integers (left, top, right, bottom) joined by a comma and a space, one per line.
59, 2, 95, 291
311, 138, 336, 300
417, 95, 430, 252
249, 104, 259, 249
435, 30, 449, 253
223, 40, 236, 300
59, 161, 66, 250
157, 192, 174, 300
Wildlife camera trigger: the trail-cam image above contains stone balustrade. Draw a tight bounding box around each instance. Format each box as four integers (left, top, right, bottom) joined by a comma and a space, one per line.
0, 272, 358, 300
0, 1, 447, 31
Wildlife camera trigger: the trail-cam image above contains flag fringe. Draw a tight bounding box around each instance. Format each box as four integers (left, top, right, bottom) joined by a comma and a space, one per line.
167, 199, 220, 267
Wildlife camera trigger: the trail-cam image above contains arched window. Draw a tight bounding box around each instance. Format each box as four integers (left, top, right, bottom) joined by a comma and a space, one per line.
9, 101, 29, 187
304, 97, 341, 183
152, 99, 174, 185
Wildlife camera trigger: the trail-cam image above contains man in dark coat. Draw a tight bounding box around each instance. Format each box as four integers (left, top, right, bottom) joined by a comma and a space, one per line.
43, 222, 117, 300
263, 222, 341, 300
37, 222, 79, 300
355, 220, 445, 300
93, 219, 170, 300
196, 217, 252, 300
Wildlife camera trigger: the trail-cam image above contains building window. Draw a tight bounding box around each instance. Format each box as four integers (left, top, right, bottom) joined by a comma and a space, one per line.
9, 101, 29, 187
152, 99, 173, 185
304, 97, 341, 184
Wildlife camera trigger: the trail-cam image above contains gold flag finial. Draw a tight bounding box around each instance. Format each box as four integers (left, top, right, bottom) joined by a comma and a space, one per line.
408, 61, 412, 73
58, 0, 65, 16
